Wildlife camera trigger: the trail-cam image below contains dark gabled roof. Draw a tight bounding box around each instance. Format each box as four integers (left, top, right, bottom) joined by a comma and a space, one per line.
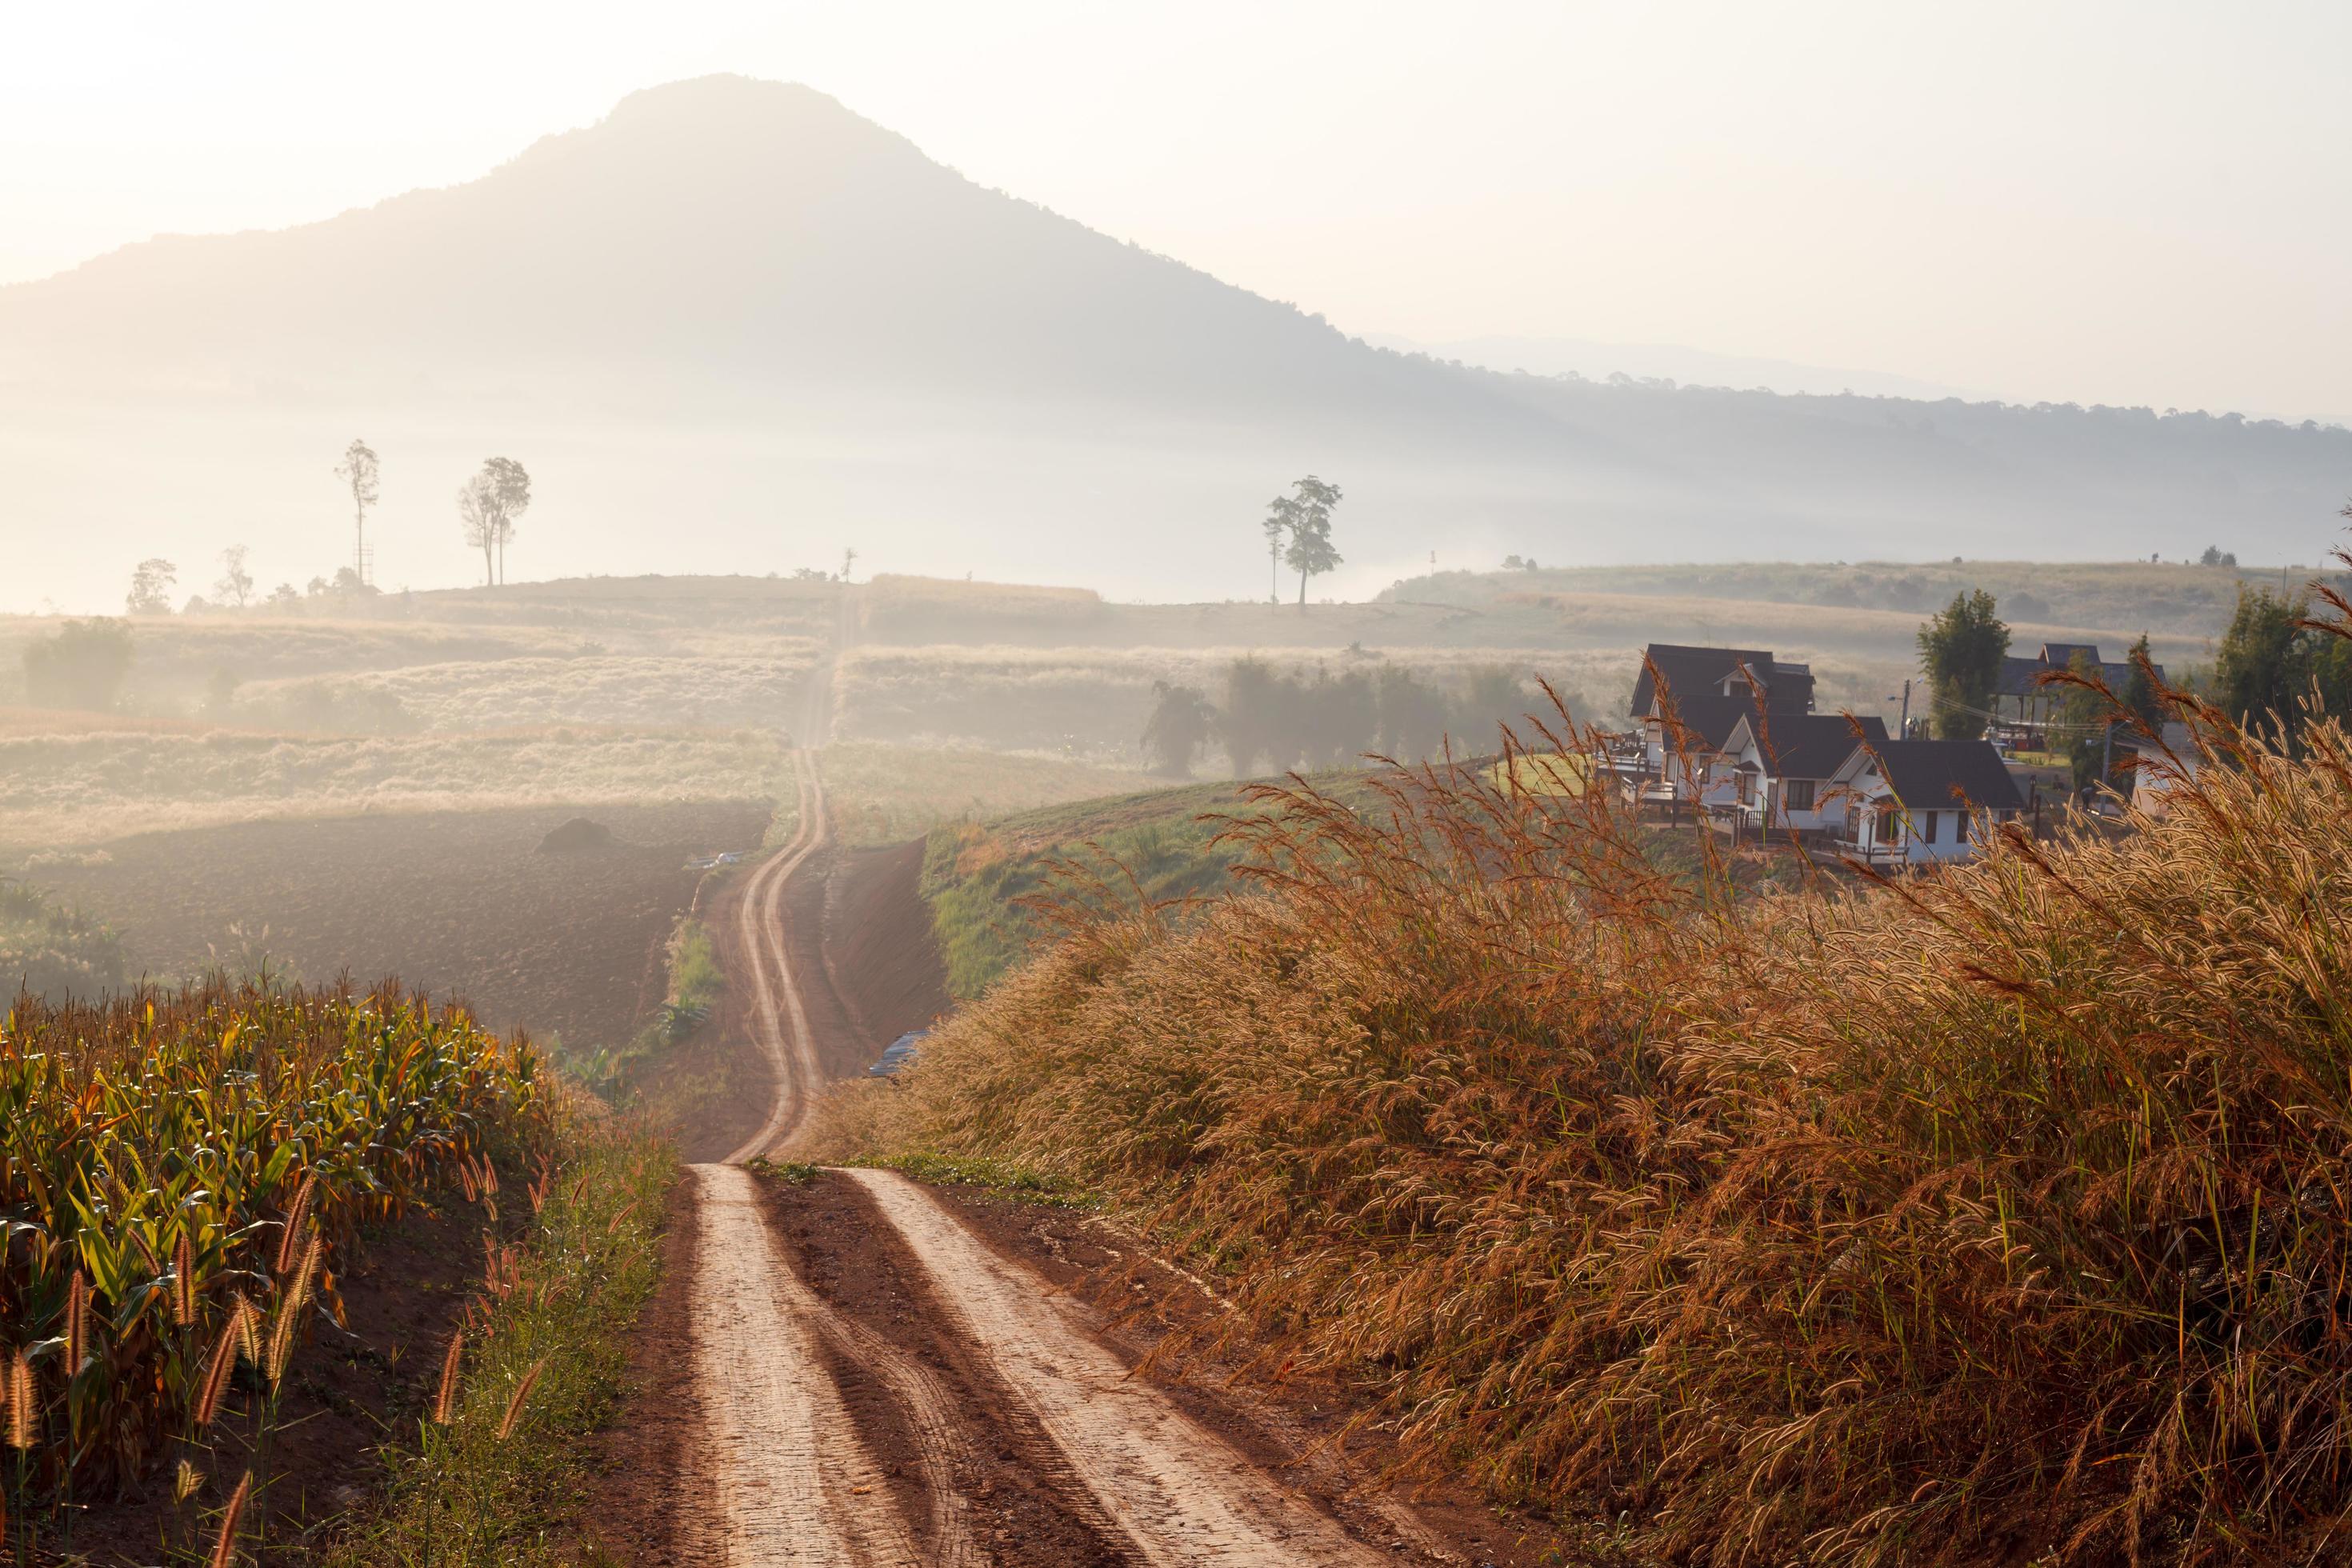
1630, 643, 1775, 718
1994, 654, 2046, 698
1843, 739, 2026, 812
1994, 651, 2168, 699
2040, 642, 2102, 667
1766, 664, 1816, 714
1649, 691, 1762, 752
1727, 712, 1890, 779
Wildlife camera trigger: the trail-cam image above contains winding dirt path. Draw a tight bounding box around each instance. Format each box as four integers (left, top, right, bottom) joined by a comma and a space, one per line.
660, 592, 1540, 1566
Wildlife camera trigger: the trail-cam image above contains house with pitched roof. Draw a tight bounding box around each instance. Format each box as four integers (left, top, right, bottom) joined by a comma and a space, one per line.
1721, 711, 1892, 834
1826, 738, 2027, 866
1622, 643, 1816, 808
1990, 642, 2165, 749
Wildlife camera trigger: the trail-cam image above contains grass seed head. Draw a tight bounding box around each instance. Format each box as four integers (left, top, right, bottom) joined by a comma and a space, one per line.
206, 1470, 250, 1568
274, 1173, 318, 1277
173, 1232, 197, 1326
496, 1358, 546, 1441
6, 1353, 30, 1449
430, 1330, 463, 1426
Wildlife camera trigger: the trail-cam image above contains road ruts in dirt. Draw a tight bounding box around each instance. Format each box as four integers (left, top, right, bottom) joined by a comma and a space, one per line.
690, 1163, 920, 1565
845, 1168, 1391, 1566
723, 747, 829, 1164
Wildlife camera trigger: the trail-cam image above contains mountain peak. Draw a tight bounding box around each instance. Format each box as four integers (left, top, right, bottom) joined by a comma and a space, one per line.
601, 74, 858, 129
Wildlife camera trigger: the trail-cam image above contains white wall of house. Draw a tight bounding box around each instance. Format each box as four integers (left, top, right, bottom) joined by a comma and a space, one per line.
1828, 754, 2018, 866
1758, 775, 1850, 834
1641, 720, 1738, 806
1722, 729, 1854, 834
1846, 788, 2010, 865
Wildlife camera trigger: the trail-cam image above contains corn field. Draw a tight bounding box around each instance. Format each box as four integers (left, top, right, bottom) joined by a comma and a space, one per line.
848, 682, 2352, 1563
0, 977, 548, 1508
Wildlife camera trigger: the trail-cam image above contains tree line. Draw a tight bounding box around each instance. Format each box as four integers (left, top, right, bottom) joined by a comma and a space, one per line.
1143, 658, 1562, 778
113, 441, 534, 618
1917, 507, 2352, 787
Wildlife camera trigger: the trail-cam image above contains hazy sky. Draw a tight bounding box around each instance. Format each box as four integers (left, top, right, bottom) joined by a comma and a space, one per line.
4, 1, 2348, 421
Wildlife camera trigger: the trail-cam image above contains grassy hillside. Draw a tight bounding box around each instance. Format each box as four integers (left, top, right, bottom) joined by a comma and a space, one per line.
1389, 557, 2313, 638
838, 710, 2352, 1562
796, 742, 1165, 850
920, 778, 1258, 998
0, 721, 786, 854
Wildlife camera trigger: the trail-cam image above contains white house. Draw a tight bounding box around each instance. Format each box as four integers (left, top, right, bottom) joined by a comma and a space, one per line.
1626, 644, 1816, 810
1826, 739, 2027, 866
2126, 722, 2202, 818
1721, 712, 1891, 835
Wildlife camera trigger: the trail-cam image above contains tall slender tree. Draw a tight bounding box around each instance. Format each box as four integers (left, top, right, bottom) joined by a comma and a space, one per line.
456, 472, 499, 586
1261, 498, 1295, 604
334, 440, 380, 587
481, 457, 531, 585
214, 545, 254, 609
1279, 475, 1343, 606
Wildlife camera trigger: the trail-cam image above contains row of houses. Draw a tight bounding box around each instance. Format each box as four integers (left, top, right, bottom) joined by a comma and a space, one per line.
1607, 643, 2027, 867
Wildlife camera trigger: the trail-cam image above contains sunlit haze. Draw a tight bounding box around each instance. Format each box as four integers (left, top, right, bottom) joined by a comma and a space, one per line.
7, 1, 2348, 422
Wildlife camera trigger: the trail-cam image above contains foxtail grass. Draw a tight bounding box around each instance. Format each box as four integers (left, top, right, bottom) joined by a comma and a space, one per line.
854, 679, 2352, 1563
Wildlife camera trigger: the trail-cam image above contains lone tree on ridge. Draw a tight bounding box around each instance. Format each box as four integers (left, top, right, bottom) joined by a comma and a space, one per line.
335, 439, 381, 587
1261, 474, 1342, 606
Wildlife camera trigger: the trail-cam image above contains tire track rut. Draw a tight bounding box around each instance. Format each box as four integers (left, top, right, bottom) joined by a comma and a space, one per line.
683, 596, 1449, 1565
846, 1169, 1387, 1566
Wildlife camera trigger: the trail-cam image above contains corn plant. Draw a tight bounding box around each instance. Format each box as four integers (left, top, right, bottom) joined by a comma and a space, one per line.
0, 975, 547, 1528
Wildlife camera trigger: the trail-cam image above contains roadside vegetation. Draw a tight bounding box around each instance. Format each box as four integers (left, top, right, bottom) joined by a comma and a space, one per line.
0, 978, 542, 1551
922, 782, 1245, 998
581, 915, 727, 1097
838, 682, 2352, 1562
327, 1112, 669, 1568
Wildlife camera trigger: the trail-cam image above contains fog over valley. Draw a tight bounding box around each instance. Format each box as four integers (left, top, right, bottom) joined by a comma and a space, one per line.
5, 74, 2346, 611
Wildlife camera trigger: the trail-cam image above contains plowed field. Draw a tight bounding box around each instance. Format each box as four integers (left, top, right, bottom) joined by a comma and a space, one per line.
31, 799, 770, 1057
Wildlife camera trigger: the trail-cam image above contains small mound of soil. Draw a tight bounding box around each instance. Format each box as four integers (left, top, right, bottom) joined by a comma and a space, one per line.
538, 816, 615, 853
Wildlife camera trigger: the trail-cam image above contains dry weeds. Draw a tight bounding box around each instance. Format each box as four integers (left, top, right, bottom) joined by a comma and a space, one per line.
842, 690, 2352, 1563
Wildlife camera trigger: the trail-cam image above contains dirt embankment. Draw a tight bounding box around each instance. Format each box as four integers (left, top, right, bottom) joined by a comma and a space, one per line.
824, 835, 952, 1051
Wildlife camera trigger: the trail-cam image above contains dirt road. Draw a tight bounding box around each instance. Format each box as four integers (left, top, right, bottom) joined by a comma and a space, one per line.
643, 609, 1553, 1566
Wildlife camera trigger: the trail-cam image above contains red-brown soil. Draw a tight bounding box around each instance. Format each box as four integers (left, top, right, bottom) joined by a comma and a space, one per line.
824, 837, 953, 1051
575, 1173, 714, 1567
65, 1183, 517, 1566
646, 826, 946, 1162
904, 1176, 1592, 1566
35, 801, 769, 1058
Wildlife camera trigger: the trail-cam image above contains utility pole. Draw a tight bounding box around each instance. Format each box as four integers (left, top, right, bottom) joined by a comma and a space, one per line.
1898, 679, 1911, 738
2099, 721, 2114, 812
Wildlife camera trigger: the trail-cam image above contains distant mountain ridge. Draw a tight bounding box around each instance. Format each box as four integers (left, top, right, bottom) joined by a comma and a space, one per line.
1, 74, 2346, 608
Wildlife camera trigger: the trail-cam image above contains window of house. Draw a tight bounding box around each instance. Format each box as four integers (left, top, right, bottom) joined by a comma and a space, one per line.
1922, 810, 1938, 844
1784, 778, 1815, 811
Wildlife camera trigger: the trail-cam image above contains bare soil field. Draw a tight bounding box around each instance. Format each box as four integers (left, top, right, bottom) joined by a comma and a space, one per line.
32, 800, 770, 1058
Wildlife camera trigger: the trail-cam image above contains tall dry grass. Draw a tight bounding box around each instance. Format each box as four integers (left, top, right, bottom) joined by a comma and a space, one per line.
846, 695, 2352, 1562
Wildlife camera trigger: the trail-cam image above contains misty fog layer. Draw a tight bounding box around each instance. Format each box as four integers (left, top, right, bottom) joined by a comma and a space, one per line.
2, 74, 2345, 610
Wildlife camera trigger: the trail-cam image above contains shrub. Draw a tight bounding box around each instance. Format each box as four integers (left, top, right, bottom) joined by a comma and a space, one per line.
22, 619, 134, 712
